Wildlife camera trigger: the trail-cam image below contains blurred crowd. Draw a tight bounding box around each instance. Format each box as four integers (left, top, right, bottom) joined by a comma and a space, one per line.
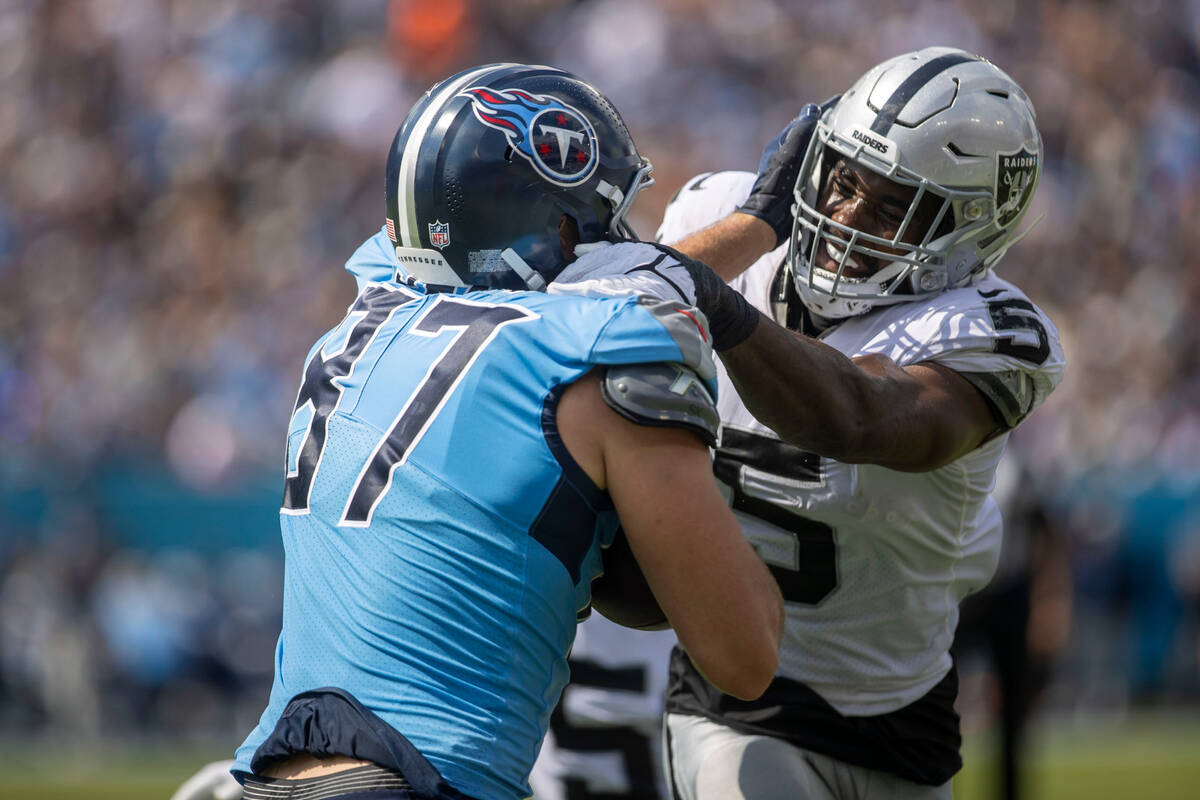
2, 0, 1199, 744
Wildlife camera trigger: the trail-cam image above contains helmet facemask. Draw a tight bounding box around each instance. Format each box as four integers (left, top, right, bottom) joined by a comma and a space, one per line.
598, 157, 655, 242
785, 48, 1043, 321
788, 123, 993, 320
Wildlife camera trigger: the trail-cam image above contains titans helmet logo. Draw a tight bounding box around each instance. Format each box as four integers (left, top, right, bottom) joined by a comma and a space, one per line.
460, 86, 598, 186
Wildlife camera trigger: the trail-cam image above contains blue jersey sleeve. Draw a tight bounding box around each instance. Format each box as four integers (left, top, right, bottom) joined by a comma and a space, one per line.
589, 295, 718, 402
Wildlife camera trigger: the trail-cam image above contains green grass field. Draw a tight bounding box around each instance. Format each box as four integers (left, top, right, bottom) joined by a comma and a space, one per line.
953, 711, 1200, 800
2, 712, 1198, 799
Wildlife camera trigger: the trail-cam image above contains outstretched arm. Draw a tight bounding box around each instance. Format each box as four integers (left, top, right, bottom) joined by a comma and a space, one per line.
674, 212, 776, 282
717, 320, 1000, 471
652, 233, 998, 471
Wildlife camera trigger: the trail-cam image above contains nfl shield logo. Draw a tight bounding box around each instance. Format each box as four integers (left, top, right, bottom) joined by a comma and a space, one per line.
428, 220, 450, 249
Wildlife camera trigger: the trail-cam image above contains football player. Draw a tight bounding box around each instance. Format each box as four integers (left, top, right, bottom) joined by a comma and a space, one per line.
528, 613, 676, 800
228, 63, 783, 800
553, 47, 1065, 799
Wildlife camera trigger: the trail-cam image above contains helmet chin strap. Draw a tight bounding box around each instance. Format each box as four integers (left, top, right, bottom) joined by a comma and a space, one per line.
791, 265, 872, 321
984, 214, 1044, 269
496, 160, 656, 292
500, 248, 547, 291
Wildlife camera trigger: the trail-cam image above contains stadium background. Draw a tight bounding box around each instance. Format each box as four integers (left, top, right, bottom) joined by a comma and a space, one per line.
2, 0, 1199, 797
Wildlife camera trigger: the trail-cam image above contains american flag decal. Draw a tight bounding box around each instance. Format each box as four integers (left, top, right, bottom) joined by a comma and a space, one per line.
385, 218, 397, 241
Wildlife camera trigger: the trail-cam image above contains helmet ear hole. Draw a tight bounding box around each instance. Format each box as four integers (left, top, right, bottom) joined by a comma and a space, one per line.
558, 214, 580, 262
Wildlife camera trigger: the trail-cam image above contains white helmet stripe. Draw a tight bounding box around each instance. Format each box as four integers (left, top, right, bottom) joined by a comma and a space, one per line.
395, 64, 517, 247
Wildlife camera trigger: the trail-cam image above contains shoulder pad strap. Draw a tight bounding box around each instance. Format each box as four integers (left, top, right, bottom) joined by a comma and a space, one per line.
601, 363, 719, 447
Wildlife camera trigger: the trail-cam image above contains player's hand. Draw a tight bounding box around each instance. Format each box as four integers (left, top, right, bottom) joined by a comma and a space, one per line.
551, 241, 699, 306
549, 241, 757, 351
737, 103, 822, 249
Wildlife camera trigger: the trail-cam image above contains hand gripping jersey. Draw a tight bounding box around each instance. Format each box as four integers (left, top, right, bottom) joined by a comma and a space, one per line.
233, 231, 714, 800
656, 171, 1065, 785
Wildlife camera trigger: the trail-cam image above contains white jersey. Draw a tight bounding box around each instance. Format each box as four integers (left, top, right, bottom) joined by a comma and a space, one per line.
657, 171, 1066, 716
529, 614, 676, 800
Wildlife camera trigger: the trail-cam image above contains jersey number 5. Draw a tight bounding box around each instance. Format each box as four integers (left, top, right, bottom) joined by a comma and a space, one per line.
713, 429, 838, 606
980, 291, 1050, 366
282, 288, 535, 523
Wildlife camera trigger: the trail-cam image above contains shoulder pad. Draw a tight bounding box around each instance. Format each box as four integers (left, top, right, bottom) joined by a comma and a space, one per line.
656, 171, 756, 245
601, 363, 719, 446
635, 295, 716, 381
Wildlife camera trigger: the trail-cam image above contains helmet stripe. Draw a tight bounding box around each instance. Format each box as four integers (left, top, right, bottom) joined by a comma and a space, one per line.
396, 64, 516, 247
869, 53, 977, 136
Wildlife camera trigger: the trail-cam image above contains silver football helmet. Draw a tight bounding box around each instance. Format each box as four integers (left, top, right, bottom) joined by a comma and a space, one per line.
789, 47, 1043, 319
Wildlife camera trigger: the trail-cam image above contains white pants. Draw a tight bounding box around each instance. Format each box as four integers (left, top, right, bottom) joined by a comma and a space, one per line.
664, 713, 953, 800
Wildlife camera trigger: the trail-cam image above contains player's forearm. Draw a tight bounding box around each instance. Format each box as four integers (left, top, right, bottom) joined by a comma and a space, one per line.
672, 212, 776, 282
719, 319, 921, 467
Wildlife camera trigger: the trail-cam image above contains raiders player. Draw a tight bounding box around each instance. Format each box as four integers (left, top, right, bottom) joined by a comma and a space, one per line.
529, 613, 676, 800
553, 47, 1064, 799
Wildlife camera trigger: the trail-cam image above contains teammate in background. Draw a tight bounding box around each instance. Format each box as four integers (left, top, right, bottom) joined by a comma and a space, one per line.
528, 614, 676, 800
554, 47, 1065, 799
228, 63, 783, 800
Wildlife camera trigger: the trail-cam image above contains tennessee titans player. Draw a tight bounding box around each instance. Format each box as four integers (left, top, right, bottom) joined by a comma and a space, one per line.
228, 64, 782, 800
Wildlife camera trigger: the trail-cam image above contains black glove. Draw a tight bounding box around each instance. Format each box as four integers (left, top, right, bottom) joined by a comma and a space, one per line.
737, 102, 822, 249
649, 243, 760, 351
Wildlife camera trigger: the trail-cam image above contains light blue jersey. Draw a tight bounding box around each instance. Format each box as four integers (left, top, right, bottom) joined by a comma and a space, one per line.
234, 231, 712, 800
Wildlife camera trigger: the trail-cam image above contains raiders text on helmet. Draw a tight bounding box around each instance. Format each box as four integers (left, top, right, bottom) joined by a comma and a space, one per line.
385, 63, 653, 291
789, 47, 1043, 320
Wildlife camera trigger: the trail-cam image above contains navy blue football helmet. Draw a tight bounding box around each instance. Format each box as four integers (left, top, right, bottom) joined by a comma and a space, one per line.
384, 63, 654, 290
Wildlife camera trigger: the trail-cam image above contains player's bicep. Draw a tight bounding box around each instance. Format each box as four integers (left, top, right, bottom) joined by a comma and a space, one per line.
846, 352, 1000, 470
900, 360, 1003, 465
559, 367, 781, 699
602, 417, 780, 699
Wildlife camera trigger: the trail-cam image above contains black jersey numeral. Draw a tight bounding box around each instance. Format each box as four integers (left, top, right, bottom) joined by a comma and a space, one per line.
282, 290, 535, 521
982, 294, 1050, 366
549, 658, 661, 800
341, 297, 535, 525
283, 284, 414, 514
713, 428, 838, 606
